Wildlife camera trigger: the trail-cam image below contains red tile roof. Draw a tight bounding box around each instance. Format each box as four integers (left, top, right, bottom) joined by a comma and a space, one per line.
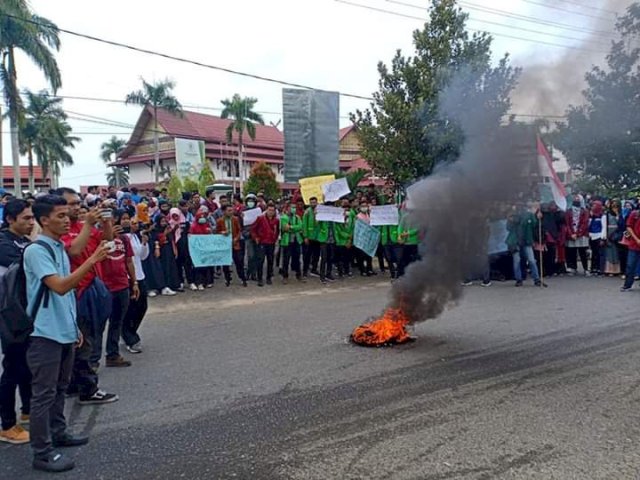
2, 166, 47, 178
339, 125, 356, 141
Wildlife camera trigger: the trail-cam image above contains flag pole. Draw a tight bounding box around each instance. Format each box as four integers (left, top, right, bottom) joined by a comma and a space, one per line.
538, 216, 544, 288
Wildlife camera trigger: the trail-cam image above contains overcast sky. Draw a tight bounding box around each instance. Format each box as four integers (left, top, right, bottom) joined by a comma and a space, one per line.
1, 0, 624, 189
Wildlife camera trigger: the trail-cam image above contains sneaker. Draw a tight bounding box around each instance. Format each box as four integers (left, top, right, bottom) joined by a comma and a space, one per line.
242, 280, 248, 287
481, 281, 492, 287
566, 268, 576, 276
325, 275, 336, 282
33, 452, 75, 473
621, 286, 632, 292
534, 280, 548, 288
51, 432, 89, 448
461, 281, 473, 286
266, 278, 273, 285
147, 290, 158, 298
206, 284, 214, 288
78, 389, 119, 405
189, 283, 198, 291
126, 343, 143, 354
258, 281, 264, 287
0, 424, 29, 444
106, 356, 132, 368
161, 287, 177, 296
19, 414, 29, 425
584, 271, 592, 277
515, 280, 523, 287
309, 270, 320, 278
197, 285, 205, 291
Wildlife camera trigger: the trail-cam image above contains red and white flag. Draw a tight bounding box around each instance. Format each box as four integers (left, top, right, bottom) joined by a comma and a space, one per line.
537, 135, 567, 211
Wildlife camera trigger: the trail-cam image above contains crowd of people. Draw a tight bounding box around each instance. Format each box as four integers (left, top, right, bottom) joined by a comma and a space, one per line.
0, 182, 639, 472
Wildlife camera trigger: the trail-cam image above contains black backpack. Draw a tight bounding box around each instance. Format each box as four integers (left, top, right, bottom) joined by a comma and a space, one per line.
0, 240, 55, 349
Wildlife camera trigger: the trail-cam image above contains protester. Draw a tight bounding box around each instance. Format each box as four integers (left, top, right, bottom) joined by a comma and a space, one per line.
316, 203, 337, 284
0, 200, 34, 444
190, 210, 215, 290
252, 204, 279, 286
355, 199, 374, 276
243, 194, 259, 281
334, 199, 355, 278
122, 216, 149, 353
143, 215, 180, 297
172, 204, 194, 291
565, 194, 590, 276
507, 207, 543, 287
620, 205, 640, 291
216, 205, 247, 287
279, 202, 303, 283
605, 200, 623, 276
540, 202, 565, 277
25, 194, 109, 472
302, 197, 321, 278
588, 200, 607, 276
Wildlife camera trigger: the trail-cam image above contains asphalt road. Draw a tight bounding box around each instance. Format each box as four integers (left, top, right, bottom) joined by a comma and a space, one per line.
2, 275, 640, 479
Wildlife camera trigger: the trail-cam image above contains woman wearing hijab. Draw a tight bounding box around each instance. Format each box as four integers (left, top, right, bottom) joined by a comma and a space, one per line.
136, 201, 150, 226
143, 215, 180, 296
565, 194, 590, 275
189, 210, 215, 290
588, 200, 607, 276
604, 201, 622, 276
169, 207, 194, 291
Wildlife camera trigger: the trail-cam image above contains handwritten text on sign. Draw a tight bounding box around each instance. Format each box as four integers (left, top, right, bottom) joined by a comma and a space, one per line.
370, 205, 399, 226
315, 205, 345, 223
354, 219, 380, 257
299, 174, 335, 204
188, 234, 232, 267
322, 177, 351, 202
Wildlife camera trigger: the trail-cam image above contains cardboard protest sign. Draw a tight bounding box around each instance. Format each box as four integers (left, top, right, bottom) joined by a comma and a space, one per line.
315, 205, 345, 223
370, 205, 399, 226
243, 207, 262, 226
322, 177, 350, 202
354, 219, 380, 257
299, 174, 335, 204
188, 234, 232, 267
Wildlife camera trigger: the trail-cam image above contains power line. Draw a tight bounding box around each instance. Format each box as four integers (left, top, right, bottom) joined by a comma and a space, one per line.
386, 0, 611, 45
455, 0, 616, 37
336, 0, 609, 53
553, 0, 620, 15
520, 0, 617, 20
0, 12, 374, 101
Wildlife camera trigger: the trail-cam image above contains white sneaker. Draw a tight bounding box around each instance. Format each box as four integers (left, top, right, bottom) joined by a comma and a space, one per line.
147, 290, 158, 298
126, 343, 143, 354
189, 283, 198, 291
206, 284, 214, 288
161, 287, 177, 296
197, 285, 205, 291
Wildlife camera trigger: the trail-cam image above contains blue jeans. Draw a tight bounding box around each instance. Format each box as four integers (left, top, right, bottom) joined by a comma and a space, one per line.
512, 246, 540, 282
624, 249, 640, 289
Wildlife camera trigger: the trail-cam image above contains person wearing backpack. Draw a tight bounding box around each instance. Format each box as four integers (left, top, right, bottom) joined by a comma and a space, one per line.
25, 195, 109, 472
0, 199, 35, 444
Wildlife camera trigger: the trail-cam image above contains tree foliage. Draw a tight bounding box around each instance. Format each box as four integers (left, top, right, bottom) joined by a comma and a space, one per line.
106, 168, 129, 187
552, 4, 640, 194
198, 162, 216, 196
244, 162, 279, 199
167, 174, 183, 204
351, 0, 519, 186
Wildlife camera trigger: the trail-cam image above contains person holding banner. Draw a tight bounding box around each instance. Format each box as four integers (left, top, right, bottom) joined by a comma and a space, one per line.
216, 205, 247, 287
251, 205, 279, 287
397, 210, 420, 277
334, 199, 355, 278
356, 200, 374, 276
279, 203, 304, 284
302, 197, 321, 278
315, 204, 337, 284
190, 211, 215, 290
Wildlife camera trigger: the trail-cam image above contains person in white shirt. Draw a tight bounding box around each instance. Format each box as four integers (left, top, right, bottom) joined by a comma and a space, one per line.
121, 215, 149, 354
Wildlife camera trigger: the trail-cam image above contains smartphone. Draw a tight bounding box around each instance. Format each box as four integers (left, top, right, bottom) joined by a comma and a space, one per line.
122, 226, 131, 234
105, 241, 116, 253
101, 209, 112, 220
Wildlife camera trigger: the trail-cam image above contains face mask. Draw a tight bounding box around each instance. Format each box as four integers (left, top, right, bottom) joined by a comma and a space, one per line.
360, 207, 369, 213
572, 201, 581, 207
198, 217, 207, 224
247, 201, 256, 208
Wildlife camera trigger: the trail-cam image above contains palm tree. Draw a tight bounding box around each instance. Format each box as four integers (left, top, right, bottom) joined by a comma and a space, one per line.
125, 78, 183, 184
20, 90, 67, 191
106, 168, 129, 187
100, 136, 127, 188
0, 0, 61, 196
220, 94, 264, 193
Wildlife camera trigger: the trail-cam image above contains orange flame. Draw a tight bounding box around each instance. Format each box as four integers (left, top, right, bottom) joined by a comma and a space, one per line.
351, 307, 413, 346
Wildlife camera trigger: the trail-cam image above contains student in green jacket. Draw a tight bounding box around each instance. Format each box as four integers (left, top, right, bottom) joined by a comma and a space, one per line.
398, 210, 420, 277
335, 198, 355, 277
315, 203, 336, 283
280, 202, 304, 283
302, 197, 320, 277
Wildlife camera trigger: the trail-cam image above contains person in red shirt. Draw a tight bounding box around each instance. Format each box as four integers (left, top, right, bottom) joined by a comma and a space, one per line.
251, 204, 279, 286
216, 205, 247, 287
97, 210, 140, 367
189, 211, 214, 290
621, 207, 640, 291
57, 188, 118, 405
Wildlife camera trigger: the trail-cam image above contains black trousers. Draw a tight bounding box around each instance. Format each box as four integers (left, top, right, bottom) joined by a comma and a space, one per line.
123, 279, 148, 347
68, 315, 98, 399
224, 249, 247, 283
375, 244, 386, 272
176, 242, 194, 285
398, 245, 419, 277
303, 240, 320, 275
566, 246, 589, 272
335, 246, 352, 276
356, 249, 373, 274
319, 243, 335, 279
589, 239, 602, 273
256, 244, 275, 281
0, 342, 31, 430
27, 338, 74, 457
384, 244, 398, 276
194, 267, 214, 286
282, 241, 301, 278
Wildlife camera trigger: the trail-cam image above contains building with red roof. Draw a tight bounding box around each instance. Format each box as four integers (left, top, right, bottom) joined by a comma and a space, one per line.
0, 166, 51, 193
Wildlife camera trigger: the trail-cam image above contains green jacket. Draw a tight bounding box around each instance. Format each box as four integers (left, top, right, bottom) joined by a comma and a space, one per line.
316, 221, 329, 243
378, 224, 399, 246
398, 212, 419, 245
506, 212, 538, 250
335, 210, 355, 246
280, 212, 303, 246
302, 207, 318, 241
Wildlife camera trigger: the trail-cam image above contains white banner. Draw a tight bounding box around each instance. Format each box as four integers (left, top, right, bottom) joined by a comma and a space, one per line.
243, 207, 262, 226
316, 205, 345, 223
175, 138, 205, 181
370, 205, 399, 226
322, 177, 351, 202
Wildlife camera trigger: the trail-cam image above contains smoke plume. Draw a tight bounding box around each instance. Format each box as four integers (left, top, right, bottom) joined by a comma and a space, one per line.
510, 0, 631, 116
390, 71, 534, 325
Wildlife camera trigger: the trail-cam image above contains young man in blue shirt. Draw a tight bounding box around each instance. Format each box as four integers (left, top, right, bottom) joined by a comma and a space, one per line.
25, 195, 108, 473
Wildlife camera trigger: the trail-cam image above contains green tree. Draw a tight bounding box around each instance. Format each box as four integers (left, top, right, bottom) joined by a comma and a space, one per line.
220, 94, 265, 193
167, 174, 183, 204
125, 78, 183, 184
198, 162, 216, 196
0, 0, 61, 195
100, 135, 127, 188
182, 177, 199, 196
553, 4, 640, 194
352, 0, 518, 186
244, 162, 279, 199
20, 90, 77, 190
107, 168, 129, 187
